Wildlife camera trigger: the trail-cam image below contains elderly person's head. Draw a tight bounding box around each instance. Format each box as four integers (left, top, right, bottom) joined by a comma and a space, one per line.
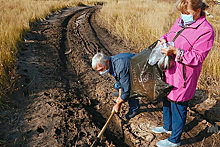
92, 53, 110, 75
176, 0, 208, 25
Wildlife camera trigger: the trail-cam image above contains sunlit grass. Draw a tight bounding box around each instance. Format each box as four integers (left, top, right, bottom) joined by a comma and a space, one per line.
202, 3, 220, 90
98, 0, 176, 50
0, 0, 99, 103
0, 0, 219, 103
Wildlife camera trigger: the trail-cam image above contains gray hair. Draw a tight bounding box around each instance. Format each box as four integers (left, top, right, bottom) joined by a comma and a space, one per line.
92, 53, 109, 69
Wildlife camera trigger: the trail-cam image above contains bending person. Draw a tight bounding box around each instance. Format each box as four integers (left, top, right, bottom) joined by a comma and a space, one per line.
92, 53, 140, 119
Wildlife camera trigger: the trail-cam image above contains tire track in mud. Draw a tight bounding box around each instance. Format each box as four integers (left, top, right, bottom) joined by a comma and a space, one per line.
56, 7, 92, 146
37, 6, 130, 146
60, 6, 131, 146
1, 5, 219, 147
65, 6, 220, 147
60, 6, 219, 147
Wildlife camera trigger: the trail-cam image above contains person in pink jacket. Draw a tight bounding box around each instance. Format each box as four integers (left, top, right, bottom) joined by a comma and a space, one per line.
152, 0, 215, 146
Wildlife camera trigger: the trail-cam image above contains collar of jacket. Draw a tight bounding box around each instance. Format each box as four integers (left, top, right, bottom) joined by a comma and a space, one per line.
178, 15, 206, 29
109, 57, 114, 77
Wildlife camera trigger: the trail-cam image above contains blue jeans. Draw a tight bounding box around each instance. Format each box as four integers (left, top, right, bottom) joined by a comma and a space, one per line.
162, 97, 188, 143
114, 83, 139, 112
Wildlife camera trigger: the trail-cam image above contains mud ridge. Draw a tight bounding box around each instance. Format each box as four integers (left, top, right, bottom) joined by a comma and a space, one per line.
0, 5, 219, 147
63, 6, 130, 146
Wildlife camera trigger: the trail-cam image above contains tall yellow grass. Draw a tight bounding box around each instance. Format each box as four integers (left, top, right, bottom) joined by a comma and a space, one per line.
0, 0, 98, 102
98, 0, 220, 91
0, 0, 219, 102
97, 0, 179, 49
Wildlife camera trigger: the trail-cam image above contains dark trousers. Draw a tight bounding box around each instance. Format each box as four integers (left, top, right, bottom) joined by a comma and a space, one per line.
162, 97, 188, 143
114, 83, 139, 112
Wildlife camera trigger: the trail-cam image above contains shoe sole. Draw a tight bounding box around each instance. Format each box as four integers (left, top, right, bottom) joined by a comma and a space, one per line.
157, 144, 180, 147
157, 139, 181, 147
153, 130, 172, 134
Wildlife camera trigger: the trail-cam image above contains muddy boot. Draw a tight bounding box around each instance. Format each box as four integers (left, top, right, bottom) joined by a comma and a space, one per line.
125, 109, 140, 119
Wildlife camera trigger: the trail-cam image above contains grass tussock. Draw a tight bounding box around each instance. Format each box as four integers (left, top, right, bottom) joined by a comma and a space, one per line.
98, 0, 177, 50
0, 0, 219, 103
97, 0, 220, 92
0, 0, 100, 104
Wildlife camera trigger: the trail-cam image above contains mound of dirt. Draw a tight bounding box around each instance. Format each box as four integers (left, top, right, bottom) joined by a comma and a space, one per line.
0, 6, 219, 147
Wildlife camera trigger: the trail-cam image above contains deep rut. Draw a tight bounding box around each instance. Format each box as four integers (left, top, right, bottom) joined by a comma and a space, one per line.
53, 6, 220, 147
61, 6, 130, 146
45, 6, 128, 146
0, 5, 219, 147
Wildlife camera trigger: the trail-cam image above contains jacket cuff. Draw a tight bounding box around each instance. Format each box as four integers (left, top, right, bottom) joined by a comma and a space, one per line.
175, 49, 184, 62
120, 94, 128, 102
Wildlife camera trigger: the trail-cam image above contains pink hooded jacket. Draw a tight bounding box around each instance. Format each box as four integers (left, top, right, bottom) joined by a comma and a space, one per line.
161, 15, 215, 102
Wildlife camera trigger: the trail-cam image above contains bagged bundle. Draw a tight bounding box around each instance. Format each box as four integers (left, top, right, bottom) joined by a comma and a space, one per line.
148, 42, 175, 71
129, 41, 173, 101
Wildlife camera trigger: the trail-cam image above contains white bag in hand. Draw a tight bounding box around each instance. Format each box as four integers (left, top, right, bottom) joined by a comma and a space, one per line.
148, 42, 175, 71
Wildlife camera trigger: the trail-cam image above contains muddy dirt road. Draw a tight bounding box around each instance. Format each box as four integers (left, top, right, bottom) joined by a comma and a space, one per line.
0, 6, 219, 147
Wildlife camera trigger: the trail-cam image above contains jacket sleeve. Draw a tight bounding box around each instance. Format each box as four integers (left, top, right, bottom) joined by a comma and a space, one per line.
115, 61, 130, 101
180, 30, 214, 66
119, 70, 130, 101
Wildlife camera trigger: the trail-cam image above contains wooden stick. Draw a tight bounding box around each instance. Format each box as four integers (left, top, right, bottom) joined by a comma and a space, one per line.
97, 110, 115, 138
91, 110, 115, 147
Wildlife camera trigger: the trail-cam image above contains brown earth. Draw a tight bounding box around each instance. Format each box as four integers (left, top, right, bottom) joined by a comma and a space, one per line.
0, 6, 219, 147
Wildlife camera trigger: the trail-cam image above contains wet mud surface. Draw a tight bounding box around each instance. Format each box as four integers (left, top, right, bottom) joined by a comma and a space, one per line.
0, 6, 219, 146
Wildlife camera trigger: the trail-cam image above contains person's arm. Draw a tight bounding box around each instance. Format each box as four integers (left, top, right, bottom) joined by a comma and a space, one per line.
177, 30, 214, 66
161, 30, 214, 66
113, 89, 124, 113
112, 61, 130, 113
118, 69, 130, 101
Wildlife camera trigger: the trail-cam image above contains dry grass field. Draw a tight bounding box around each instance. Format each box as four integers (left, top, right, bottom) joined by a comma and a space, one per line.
0, 0, 68, 100
0, 0, 219, 103
0, 0, 98, 104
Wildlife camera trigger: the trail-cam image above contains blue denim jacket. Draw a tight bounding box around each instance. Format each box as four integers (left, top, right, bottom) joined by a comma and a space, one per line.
109, 53, 135, 101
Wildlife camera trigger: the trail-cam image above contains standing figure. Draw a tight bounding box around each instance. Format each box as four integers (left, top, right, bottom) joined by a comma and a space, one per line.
152, 0, 215, 146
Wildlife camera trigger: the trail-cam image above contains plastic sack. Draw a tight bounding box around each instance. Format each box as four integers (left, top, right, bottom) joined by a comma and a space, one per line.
129, 41, 173, 101
148, 42, 175, 71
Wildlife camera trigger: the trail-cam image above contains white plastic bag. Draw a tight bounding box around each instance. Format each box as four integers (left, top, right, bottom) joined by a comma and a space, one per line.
148, 42, 174, 71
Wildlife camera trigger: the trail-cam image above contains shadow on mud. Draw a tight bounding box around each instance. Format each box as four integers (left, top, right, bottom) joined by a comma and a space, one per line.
136, 90, 219, 146
1, 5, 219, 147
19, 6, 129, 146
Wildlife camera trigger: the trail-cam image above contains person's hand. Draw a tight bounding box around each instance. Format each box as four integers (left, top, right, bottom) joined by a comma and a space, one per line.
161, 45, 178, 56
112, 103, 122, 113
116, 97, 120, 103
158, 39, 167, 45
112, 97, 124, 113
